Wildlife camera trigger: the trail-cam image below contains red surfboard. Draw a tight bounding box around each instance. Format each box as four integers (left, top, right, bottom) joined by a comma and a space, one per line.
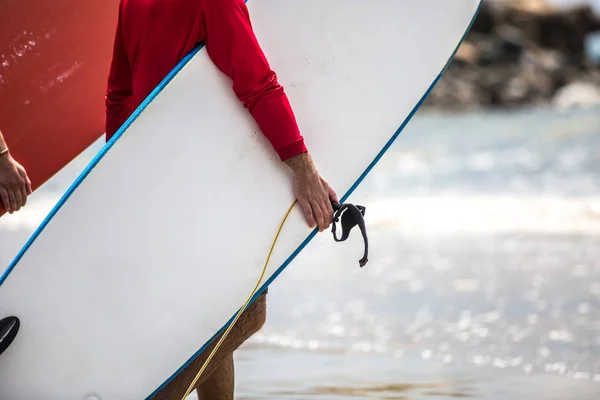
0, 0, 120, 217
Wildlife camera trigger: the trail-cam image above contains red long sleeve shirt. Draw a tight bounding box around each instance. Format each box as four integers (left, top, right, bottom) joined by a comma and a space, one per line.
105, 0, 307, 161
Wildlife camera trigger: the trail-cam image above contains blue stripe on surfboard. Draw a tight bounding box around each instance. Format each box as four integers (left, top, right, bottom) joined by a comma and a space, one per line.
0, 0, 252, 288
0, 0, 248, 286
0, 44, 202, 287
0, 0, 483, 397
147, 1, 484, 397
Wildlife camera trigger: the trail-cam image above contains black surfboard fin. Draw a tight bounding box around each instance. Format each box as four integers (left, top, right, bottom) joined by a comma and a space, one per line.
0, 316, 20, 357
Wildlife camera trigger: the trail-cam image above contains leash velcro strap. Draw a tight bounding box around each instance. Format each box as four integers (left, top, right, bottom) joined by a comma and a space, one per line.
331, 201, 369, 267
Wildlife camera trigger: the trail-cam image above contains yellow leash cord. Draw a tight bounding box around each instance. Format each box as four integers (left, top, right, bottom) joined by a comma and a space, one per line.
181, 200, 297, 399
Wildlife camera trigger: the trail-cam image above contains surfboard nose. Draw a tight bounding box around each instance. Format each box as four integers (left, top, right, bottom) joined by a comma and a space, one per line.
0, 316, 20, 356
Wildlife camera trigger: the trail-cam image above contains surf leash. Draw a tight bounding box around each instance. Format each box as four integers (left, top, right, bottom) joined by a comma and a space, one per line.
181, 198, 368, 399
180, 200, 298, 399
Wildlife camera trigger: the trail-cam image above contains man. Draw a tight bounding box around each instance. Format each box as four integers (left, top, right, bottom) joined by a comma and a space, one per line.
105, 0, 338, 398
0, 130, 32, 214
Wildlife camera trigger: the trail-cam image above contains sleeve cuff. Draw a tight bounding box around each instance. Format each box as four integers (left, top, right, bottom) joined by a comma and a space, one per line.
276, 139, 308, 161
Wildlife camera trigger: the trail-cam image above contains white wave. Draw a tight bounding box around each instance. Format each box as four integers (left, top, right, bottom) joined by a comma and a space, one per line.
2, 194, 600, 237
361, 195, 600, 235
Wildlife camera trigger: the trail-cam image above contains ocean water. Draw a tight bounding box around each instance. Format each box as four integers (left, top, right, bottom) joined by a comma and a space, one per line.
1, 104, 600, 399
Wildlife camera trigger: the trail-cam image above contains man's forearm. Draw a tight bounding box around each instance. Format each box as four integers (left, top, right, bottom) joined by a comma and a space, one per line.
284, 151, 315, 173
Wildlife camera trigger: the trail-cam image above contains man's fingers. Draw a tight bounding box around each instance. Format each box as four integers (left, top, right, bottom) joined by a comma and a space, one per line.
319, 182, 334, 229
20, 170, 32, 196
12, 187, 23, 211
324, 194, 334, 226
312, 199, 326, 232
328, 184, 339, 204
298, 198, 315, 228
7, 188, 17, 213
25, 175, 32, 195
0, 188, 10, 212
318, 201, 331, 232
20, 183, 28, 207
294, 172, 339, 232
315, 194, 332, 232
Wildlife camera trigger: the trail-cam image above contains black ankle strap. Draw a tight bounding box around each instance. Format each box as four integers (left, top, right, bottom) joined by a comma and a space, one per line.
331, 201, 369, 267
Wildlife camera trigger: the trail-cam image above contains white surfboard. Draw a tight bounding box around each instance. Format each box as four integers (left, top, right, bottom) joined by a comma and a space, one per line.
0, 1, 481, 398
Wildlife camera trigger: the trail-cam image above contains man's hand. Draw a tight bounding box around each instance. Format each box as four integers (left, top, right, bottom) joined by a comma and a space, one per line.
0, 151, 32, 214
285, 152, 338, 232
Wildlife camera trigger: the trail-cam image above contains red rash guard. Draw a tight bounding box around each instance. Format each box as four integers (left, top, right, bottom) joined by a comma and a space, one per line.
105, 0, 307, 161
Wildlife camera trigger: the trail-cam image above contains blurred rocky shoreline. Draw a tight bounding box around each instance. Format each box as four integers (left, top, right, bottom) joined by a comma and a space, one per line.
423, 0, 600, 111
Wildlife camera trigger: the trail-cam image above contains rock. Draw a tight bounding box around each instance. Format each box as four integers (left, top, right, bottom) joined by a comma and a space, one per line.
422, 0, 600, 111
469, 1, 501, 34
552, 81, 600, 109
506, 0, 556, 14
502, 3, 600, 66
454, 41, 480, 65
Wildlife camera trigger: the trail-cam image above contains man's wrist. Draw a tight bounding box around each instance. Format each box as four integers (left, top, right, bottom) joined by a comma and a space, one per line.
284, 151, 314, 173
276, 139, 308, 162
